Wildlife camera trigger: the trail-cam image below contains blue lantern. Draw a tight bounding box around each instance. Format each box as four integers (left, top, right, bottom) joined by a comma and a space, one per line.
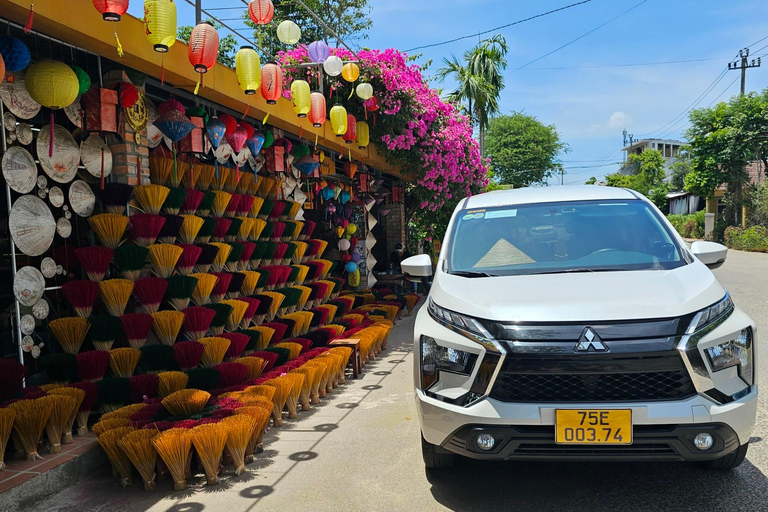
247, 131, 265, 155
205, 117, 226, 149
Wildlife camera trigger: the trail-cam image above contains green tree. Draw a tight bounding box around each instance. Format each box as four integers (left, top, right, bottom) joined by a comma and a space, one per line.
605, 149, 668, 209
669, 146, 692, 191
437, 35, 508, 156
245, 0, 372, 60
585, 176, 598, 185
485, 112, 569, 187
178, 20, 238, 68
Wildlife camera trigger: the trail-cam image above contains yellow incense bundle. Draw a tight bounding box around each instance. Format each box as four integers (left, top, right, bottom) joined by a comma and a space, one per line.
148, 244, 184, 278
161, 389, 211, 416
44, 394, 76, 453
199, 337, 230, 367
92, 417, 131, 436
88, 213, 129, 249
109, 347, 142, 378
8, 397, 53, 460
209, 243, 232, 272
47, 387, 85, 444
48, 317, 90, 355
234, 357, 267, 380
280, 373, 305, 419
190, 423, 227, 485
275, 342, 303, 361
151, 310, 186, 345
134, 184, 170, 215
99, 279, 135, 317
119, 429, 159, 491
158, 371, 189, 397
98, 426, 135, 487
152, 428, 192, 491
190, 272, 218, 306
290, 365, 318, 411
262, 379, 289, 427
0, 408, 15, 471
221, 415, 256, 475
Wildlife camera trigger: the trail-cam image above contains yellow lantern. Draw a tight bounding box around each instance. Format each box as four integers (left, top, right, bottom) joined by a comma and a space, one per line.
356, 83, 373, 100
341, 62, 359, 82
236, 46, 261, 95
276, 20, 301, 45
290, 79, 311, 118
144, 0, 178, 52
356, 121, 369, 149
330, 104, 348, 137
25, 60, 79, 110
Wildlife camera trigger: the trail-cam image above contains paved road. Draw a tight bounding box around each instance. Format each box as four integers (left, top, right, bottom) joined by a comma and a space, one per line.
33, 249, 768, 512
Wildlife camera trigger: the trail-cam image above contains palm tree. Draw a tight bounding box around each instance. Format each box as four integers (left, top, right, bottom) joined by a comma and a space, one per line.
437, 35, 508, 157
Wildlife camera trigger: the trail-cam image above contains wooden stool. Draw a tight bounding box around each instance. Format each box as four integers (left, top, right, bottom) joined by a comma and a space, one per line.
329, 338, 362, 379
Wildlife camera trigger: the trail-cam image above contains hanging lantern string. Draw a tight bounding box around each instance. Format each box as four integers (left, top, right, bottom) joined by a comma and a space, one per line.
48, 111, 54, 158
114, 31, 123, 57
314, 133, 318, 148
161, 54, 165, 86
100, 145, 105, 190
23, 3, 34, 34
194, 74, 201, 95
242, 103, 250, 119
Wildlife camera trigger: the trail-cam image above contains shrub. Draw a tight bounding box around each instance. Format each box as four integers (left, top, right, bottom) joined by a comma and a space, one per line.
667, 212, 705, 239
723, 225, 768, 252
724, 226, 743, 249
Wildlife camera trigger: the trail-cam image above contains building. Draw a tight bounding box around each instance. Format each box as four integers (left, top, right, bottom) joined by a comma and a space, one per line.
621, 138, 684, 181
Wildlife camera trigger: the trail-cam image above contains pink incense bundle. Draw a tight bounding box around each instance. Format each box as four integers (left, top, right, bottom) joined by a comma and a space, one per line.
269, 201, 286, 220
236, 297, 260, 328
236, 195, 254, 217
173, 341, 206, 370
262, 322, 289, 344
121, 313, 154, 349
210, 272, 232, 303
235, 242, 255, 270
61, 280, 100, 318
76, 351, 110, 382
225, 194, 243, 216
214, 362, 249, 388
133, 277, 168, 314
130, 213, 166, 247
270, 222, 286, 242
181, 189, 204, 215
74, 246, 114, 282
175, 244, 203, 275
182, 306, 216, 341
299, 221, 316, 241
220, 333, 250, 361
211, 217, 232, 243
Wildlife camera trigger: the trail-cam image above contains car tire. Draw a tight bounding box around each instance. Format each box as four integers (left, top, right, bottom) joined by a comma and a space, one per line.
701, 443, 748, 470
422, 434, 456, 469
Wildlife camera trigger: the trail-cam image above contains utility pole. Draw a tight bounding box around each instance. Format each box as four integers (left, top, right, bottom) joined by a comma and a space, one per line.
195, 0, 202, 23
728, 48, 761, 95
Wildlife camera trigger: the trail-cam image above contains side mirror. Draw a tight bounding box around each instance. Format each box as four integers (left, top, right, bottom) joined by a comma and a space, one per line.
402, 254, 433, 282
691, 241, 727, 269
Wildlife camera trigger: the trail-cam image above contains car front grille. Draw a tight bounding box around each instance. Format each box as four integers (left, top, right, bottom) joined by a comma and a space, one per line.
514, 443, 677, 457
489, 353, 696, 402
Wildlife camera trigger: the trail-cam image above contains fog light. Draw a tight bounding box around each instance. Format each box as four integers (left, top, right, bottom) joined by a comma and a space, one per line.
476, 433, 495, 451
694, 433, 714, 450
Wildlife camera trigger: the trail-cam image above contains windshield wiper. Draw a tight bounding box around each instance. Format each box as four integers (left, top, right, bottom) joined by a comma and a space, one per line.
530, 268, 619, 275
450, 271, 497, 278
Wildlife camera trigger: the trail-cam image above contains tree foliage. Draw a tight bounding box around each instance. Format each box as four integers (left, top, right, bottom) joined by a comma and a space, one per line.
485, 112, 569, 187
177, 20, 238, 68
605, 149, 668, 209
669, 146, 692, 191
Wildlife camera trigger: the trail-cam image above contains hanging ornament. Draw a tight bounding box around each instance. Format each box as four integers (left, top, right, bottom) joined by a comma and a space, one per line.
260, 61, 283, 123
236, 46, 261, 95
356, 82, 373, 100
364, 96, 380, 124
341, 62, 360, 82
70, 65, 92, 96
356, 121, 369, 149
276, 20, 301, 45
205, 118, 226, 149
93, 0, 130, 21
0, 36, 32, 72
144, 0, 177, 52
308, 41, 330, 63
218, 113, 237, 135
154, 109, 195, 184
343, 115, 357, 145
294, 154, 319, 176
0, 54, 4, 85
248, 0, 274, 25
330, 104, 347, 137
323, 55, 343, 77
308, 91, 326, 128
25, 60, 79, 158
344, 161, 358, 179
188, 20, 219, 94
290, 79, 310, 118
246, 131, 265, 156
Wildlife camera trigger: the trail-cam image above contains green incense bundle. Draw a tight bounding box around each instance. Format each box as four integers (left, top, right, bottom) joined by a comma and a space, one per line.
224, 242, 245, 272
163, 187, 188, 215
197, 191, 216, 218
259, 222, 275, 242
166, 275, 199, 310
96, 377, 131, 413
286, 266, 300, 285
203, 303, 234, 335
258, 198, 274, 220
40, 353, 78, 384
185, 367, 219, 391
196, 217, 216, 244
89, 316, 122, 351
282, 222, 299, 241
263, 346, 290, 367
234, 329, 262, 355
139, 344, 175, 374
225, 217, 243, 242
114, 245, 149, 281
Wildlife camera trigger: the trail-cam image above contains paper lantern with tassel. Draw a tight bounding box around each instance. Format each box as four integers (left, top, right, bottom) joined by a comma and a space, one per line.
247, 131, 265, 156
308, 91, 326, 128
248, 0, 274, 25
323, 55, 343, 77
330, 104, 347, 137
341, 62, 359, 83
93, 0, 130, 21
276, 20, 301, 45
260, 62, 282, 105
343, 115, 357, 144
206, 117, 226, 149
226, 126, 247, 154
356, 121, 369, 149
343, 162, 358, 179
188, 21, 219, 73
0, 36, 31, 72
236, 46, 260, 95
290, 80, 310, 118
144, 0, 177, 53
308, 41, 330, 63
356, 82, 373, 100
25, 60, 79, 157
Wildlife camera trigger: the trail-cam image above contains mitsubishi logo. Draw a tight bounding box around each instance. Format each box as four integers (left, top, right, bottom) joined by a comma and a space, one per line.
575, 327, 609, 352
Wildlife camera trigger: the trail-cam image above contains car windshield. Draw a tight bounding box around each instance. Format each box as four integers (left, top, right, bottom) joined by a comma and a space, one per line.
447, 199, 686, 276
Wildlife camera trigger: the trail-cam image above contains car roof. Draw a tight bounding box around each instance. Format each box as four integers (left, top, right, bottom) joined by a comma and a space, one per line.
462, 186, 641, 209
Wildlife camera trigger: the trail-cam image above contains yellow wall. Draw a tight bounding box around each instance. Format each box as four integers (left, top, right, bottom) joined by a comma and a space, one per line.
0, 0, 406, 179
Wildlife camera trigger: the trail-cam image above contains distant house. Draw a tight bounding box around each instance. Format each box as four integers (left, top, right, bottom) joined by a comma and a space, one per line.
621, 138, 684, 181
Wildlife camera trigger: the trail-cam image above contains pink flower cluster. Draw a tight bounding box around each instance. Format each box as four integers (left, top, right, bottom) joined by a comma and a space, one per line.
278, 47, 488, 211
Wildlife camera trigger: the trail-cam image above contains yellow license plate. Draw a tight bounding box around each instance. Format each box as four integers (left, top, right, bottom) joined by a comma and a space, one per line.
555, 409, 632, 445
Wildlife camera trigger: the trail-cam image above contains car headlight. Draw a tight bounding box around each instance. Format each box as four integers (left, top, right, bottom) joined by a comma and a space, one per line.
705, 328, 753, 385
420, 336, 476, 390
428, 299, 493, 340
687, 293, 734, 334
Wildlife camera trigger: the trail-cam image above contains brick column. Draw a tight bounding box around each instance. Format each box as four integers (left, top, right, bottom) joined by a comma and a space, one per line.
102, 70, 150, 186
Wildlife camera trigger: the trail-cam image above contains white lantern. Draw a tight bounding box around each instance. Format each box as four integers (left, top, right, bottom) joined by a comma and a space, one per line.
276, 20, 301, 45
356, 83, 373, 100
323, 55, 343, 77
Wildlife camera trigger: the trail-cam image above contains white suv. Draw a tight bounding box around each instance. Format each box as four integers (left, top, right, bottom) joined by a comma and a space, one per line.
404, 186, 756, 470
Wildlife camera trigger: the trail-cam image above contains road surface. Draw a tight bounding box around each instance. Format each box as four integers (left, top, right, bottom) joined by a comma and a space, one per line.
32, 249, 768, 512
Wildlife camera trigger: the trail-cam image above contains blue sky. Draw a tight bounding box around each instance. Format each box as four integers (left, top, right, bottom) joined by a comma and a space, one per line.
129, 0, 768, 184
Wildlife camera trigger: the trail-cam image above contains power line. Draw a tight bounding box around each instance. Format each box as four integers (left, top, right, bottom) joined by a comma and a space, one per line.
706, 75, 741, 107
404, 0, 594, 52
515, 0, 649, 70
526, 56, 723, 70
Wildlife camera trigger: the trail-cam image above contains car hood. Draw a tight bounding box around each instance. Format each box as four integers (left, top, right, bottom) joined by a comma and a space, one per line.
430, 261, 725, 322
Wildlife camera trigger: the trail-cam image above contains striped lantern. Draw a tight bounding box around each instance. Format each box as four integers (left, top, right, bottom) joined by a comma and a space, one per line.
248, 0, 274, 25
308, 91, 326, 127
188, 21, 219, 73
144, 0, 177, 53
236, 46, 261, 95
341, 63, 360, 82
356, 121, 369, 149
343, 115, 357, 144
93, 0, 130, 21
276, 20, 301, 45
330, 104, 347, 137
260, 62, 282, 105
290, 79, 310, 118
25, 60, 79, 110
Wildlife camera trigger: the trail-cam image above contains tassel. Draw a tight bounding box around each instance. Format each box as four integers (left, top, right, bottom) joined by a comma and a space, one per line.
49, 111, 54, 158
314, 133, 318, 148
100, 146, 105, 190
242, 104, 250, 119
263, 111, 270, 125
348, 148, 351, 161
194, 74, 201, 95
215, 159, 219, 180
161, 55, 165, 86
347, 87, 354, 100
364, 109, 367, 120
23, 4, 33, 34
172, 144, 178, 184
299, 122, 302, 140
236, 166, 240, 183
114, 32, 124, 57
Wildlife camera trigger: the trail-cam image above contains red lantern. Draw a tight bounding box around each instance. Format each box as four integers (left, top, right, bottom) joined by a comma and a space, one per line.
93, 0, 129, 21
343, 115, 357, 144
248, 0, 274, 25
308, 91, 326, 128
364, 96, 380, 112
261, 62, 283, 105
188, 20, 219, 73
